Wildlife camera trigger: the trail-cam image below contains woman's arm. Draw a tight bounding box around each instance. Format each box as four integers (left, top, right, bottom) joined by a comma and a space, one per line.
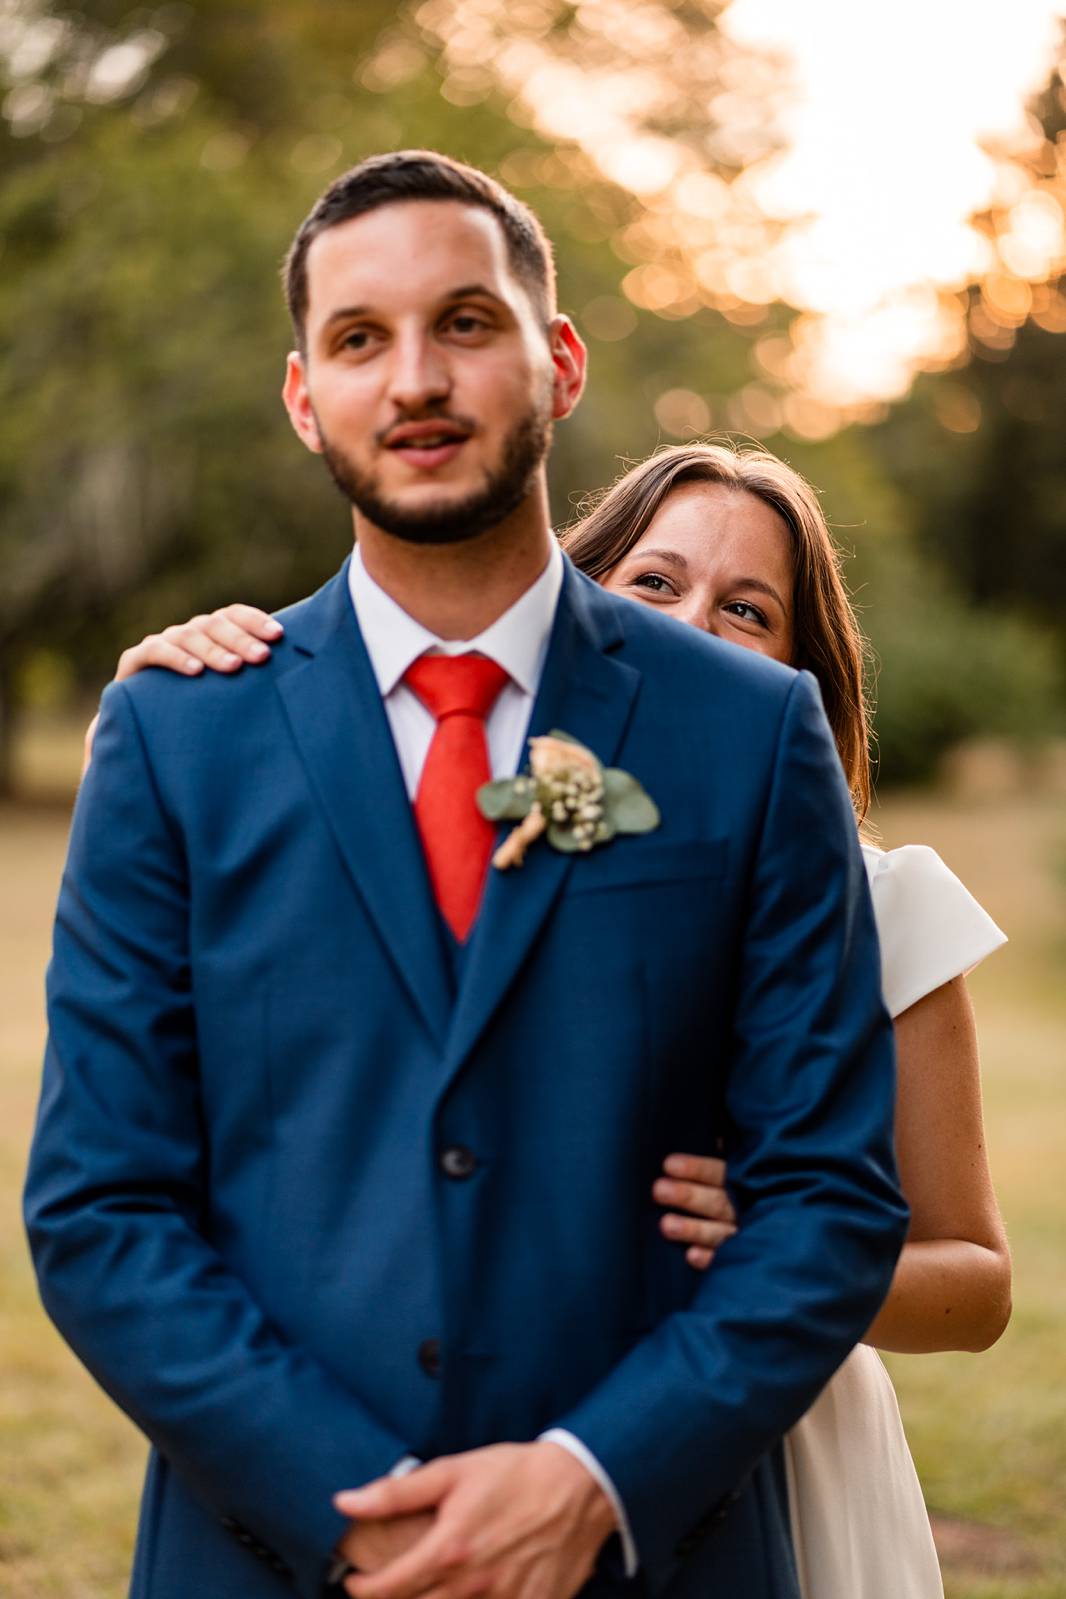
655, 974, 1011, 1354
864, 973, 1011, 1353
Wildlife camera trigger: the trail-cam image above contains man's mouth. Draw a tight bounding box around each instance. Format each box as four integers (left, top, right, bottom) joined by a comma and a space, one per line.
383, 421, 473, 470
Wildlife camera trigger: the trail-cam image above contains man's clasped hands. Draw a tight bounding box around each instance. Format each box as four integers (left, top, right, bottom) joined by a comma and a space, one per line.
335, 1440, 618, 1599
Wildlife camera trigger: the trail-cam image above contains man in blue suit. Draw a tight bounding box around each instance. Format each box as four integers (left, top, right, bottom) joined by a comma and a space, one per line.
25, 151, 907, 1599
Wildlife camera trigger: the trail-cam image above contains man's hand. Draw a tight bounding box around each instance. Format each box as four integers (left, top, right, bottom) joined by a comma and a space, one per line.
338, 1514, 435, 1576
333, 1441, 619, 1599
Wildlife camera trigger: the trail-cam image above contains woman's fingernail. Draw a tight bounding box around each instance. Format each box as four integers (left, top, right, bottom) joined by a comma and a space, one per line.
223, 653, 241, 667
184, 658, 203, 673
250, 643, 270, 661
265, 620, 284, 637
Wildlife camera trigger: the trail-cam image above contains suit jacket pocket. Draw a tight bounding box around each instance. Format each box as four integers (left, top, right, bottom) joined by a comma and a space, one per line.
566, 838, 727, 895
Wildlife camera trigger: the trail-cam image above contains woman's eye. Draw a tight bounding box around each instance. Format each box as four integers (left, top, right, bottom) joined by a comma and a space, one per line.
631, 572, 675, 596
725, 600, 769, 626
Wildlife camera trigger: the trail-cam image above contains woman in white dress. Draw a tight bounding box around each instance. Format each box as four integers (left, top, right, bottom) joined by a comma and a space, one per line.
99, 441, 1011, 1599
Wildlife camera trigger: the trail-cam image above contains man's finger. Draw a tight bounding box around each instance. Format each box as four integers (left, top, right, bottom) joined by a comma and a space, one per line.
335, 1459, 455, 1520
345, 1521, 468, 1599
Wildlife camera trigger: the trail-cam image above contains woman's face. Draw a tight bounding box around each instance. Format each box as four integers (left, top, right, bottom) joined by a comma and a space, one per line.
601, 481, 795, 665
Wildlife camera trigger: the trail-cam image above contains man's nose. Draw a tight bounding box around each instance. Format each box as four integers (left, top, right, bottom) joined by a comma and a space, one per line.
386, 331, 451, 412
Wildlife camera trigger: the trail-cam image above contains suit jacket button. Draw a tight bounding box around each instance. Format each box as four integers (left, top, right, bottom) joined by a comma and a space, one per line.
418, 1337, 442, 1377
440, 1145, 477, 1180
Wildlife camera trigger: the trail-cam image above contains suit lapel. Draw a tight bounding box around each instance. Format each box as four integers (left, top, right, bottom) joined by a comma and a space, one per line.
275, 560, 452, 1046
442, 563, 641, 1080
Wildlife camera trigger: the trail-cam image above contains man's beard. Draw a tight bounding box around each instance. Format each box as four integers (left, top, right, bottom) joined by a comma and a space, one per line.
318, 401, 553, 546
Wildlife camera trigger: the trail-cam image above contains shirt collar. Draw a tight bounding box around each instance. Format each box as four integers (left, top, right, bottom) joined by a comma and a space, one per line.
348, 539, 564, 699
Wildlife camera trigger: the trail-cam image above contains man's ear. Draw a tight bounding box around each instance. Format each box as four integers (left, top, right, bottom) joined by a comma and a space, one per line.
282, 351, 324, 454
548, 316, 587, 420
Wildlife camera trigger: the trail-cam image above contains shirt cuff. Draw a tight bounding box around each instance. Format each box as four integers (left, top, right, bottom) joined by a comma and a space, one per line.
538, 1428, 638, 1576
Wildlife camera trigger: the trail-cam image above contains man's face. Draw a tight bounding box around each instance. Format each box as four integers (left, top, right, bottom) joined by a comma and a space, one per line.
284, 200, 580, 544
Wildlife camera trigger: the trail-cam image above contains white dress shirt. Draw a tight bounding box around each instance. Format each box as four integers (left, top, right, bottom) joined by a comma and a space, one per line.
346, 543, 638, 1574
347, 542, 563, 797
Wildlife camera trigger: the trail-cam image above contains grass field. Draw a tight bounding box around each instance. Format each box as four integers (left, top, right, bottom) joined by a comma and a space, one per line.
2, 726, 1064, 1598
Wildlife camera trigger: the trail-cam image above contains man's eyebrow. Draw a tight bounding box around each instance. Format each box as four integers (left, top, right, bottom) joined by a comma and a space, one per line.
322, 285, 508, 328
324, 305, 370, 326
439, 283, 508, 309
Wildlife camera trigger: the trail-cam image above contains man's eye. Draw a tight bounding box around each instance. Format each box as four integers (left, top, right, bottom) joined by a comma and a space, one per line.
448, 314, 488, 335
725, 600, 768, 626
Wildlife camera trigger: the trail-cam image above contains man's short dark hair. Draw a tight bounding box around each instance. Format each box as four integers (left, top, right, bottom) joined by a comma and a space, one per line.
283, 149, 557, 349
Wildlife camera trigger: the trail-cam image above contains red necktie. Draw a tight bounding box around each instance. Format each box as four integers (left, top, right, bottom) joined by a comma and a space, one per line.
403, 653, 511, 942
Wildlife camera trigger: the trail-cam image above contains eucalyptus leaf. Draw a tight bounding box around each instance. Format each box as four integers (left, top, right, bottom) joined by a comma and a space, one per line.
603, 767, 640, 802
603, 771, 660, 834
595, 812, 618, 843
477, 779, 533, 822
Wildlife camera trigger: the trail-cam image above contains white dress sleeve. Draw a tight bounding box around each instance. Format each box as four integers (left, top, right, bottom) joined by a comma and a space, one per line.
862, 843, 1006, 1019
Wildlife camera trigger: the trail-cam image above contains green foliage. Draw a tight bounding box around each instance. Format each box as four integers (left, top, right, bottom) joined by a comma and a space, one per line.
477, 777, 533, 821
753, 427, 1065, 788
869, 331, 1066, 643
0, 0, 1062, 800
602, 767, 660, 832
868, 581, 1063, 787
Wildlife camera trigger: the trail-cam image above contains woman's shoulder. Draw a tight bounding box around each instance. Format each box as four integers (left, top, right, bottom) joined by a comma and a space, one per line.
860, 841, 1007, 1018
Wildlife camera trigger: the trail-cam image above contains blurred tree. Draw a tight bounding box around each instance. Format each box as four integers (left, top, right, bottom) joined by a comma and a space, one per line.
868, 52, 1066, 644
1, 0, 1061, 795
0, 0, 766, 792
734, 425, 1063, 787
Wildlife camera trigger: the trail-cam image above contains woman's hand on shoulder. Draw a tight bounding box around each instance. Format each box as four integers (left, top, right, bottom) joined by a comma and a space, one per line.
83, 606, 282, 774
114, 605, 283, 682
653, 1152, 738, 1270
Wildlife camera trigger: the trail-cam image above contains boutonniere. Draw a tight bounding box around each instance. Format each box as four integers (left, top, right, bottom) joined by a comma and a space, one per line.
477, 730, 660, 870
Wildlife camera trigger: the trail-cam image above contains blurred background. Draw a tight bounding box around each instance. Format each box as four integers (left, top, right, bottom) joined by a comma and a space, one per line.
1, 3, 1064, 1596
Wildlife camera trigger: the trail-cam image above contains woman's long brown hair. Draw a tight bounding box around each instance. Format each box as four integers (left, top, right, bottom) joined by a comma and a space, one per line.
561, 442, 873, 821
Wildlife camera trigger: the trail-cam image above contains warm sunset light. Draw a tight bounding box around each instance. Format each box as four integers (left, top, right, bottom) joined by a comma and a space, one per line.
723, 0, 1066, 406
411, 0, 1066, 428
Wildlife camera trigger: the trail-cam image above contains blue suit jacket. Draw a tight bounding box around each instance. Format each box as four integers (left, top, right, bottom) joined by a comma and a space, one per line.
26, 557, 907, 1599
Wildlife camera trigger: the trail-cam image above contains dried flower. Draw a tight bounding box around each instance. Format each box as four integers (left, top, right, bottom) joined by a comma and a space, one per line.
478, 729, 660, 870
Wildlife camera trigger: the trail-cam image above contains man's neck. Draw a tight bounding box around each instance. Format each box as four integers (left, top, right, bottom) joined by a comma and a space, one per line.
353, 488, 556, 641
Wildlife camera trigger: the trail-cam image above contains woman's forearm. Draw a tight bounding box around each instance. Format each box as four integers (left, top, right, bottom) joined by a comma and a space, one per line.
864, 1236, 1011, 1354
